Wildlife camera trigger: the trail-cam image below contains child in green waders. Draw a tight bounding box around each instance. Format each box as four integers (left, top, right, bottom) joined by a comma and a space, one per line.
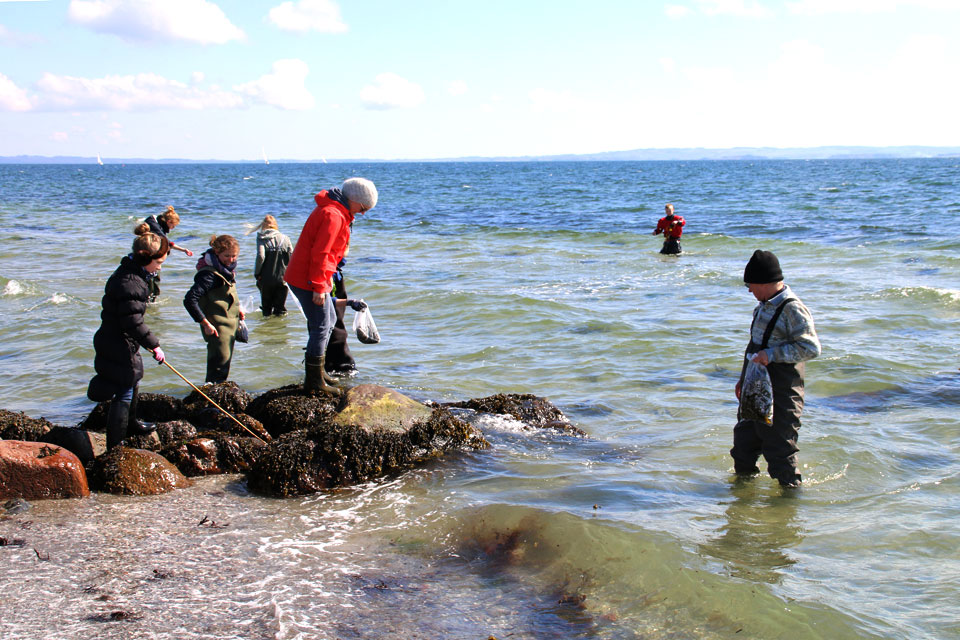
183, 235, 245, 383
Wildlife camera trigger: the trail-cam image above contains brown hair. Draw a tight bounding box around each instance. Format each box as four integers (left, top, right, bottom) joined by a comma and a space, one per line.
209, 234, 239, 254
131, 232, 170, 266
158, 205, 180, 227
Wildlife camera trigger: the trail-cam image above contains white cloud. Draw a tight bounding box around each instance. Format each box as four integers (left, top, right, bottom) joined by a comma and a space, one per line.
68, 0, 245, 44
360, 73, 424, 110
0, 73, 32, 111
268, 0, 347, 33
659, 57, 677, 73
51, 132, 69, 142
448, 80, 468, 96
234, 59, 315, 110
34, 71, 245, 110
0, 23, 44, 45
787, 0, 960, 14
527, 87, 599, 114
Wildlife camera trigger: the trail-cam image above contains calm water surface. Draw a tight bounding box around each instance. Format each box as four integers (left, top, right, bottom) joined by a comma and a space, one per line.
0, 160, 958, 639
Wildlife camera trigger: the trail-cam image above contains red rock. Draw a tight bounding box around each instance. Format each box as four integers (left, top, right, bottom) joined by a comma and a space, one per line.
0, 440, 90, 500
89, 447, 192, 495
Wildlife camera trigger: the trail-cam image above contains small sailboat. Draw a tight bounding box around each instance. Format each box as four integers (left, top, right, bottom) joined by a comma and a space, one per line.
97, 152, 103, 166
262, 147, 269, 165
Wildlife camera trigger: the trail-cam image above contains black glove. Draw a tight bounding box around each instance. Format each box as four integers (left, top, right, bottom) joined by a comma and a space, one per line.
347, 299, 367, 311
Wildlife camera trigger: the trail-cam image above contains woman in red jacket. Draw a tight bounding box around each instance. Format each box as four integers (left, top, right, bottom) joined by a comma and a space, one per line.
285, 177, 378, 394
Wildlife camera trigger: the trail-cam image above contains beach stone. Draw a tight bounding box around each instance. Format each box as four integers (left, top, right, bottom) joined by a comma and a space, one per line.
0, 410, 55, 442
80, 393, 186, 432
3, 498, 31, 514
245, 384, 339, 437
162, 434, 268, 477
334, 384, 433, 434
183, 382, 252, 420
40, 426, 106, 465
445, 393, 585, 435
247, 405, 488, 497
0, 440, 90, 500
88, 447, 192, 495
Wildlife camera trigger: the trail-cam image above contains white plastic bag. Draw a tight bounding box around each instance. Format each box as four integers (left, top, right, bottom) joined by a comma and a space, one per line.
353, 305, 380, 344
740, 359, 773, 425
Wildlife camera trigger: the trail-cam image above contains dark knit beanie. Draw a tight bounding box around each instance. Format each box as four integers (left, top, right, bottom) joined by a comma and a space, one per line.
743, 250, 783, 284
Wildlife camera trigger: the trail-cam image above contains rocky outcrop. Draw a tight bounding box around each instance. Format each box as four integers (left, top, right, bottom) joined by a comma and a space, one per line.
80, 392, 186, 431
0, 410, 55, 441
0, 440, 90, 500
88, 447, 192, 495
247, 386, 488, 497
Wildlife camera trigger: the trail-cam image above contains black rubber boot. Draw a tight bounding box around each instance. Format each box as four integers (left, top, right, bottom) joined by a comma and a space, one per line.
126, 386, 157, 436
106, 398, 131, 450
305, 355, 340, 396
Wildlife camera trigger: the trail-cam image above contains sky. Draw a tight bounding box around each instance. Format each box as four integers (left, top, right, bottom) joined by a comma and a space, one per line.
1, 0, 959, 161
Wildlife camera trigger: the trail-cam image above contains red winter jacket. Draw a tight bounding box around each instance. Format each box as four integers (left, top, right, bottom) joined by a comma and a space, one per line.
654, 214, 685, 240
284, 191, 354, 294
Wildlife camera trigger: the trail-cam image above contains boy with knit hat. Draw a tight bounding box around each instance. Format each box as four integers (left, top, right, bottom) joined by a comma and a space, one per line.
733, 250, 821, 487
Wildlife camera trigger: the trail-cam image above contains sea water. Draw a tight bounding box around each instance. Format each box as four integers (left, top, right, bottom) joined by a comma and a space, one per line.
0, 160, 958, 639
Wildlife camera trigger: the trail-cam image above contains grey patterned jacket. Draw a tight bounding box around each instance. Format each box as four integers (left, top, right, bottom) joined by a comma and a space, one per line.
748, 284, 821, 364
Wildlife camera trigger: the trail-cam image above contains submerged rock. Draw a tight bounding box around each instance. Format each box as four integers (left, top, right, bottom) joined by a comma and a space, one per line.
245, 384, 339, 438
0, 440, 90, 500
247, 402, 488, 497
40, 426, 105, 465
154, 420, 198, 446
88, 447, 192, 495
0, 410, 55, 442
445, 393, 585, 435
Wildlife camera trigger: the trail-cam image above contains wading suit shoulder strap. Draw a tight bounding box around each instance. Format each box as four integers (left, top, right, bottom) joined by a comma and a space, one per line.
758, 298, 796, 351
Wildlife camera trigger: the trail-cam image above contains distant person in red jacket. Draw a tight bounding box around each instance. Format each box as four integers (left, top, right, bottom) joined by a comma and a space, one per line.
285, 178, 377, 395
653, 203, 685, 255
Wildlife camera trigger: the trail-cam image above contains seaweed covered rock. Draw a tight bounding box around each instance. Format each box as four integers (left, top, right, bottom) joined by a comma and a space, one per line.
0, 440, 90, 500
80, 392, 185, 432
247, 405, 488, 497
445, 393, 585, 435
334, 384, 433, 433
40, 427, 105, 465
161, 434, 267, 477
183, 382, 252, 421
190, 410, 271, 443
88, 447, 192, 495
155, 420, 198, 447
0, 410, 55, 441
245, 384, 339, 438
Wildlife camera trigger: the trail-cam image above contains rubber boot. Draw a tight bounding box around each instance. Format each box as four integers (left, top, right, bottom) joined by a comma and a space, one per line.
106, 398, 131, 450
126, 386, 157, 436
305, 355, 340, 396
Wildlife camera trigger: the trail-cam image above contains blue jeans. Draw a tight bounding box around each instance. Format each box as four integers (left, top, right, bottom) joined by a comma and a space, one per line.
289, 284, 337, 357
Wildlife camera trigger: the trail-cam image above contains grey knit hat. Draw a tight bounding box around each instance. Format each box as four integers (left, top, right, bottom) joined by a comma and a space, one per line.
341, 177, 378, 211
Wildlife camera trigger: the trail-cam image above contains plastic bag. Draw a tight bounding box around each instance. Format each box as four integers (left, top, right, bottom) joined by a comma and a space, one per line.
353, 306, 380, 344
740, 359, 773, 425
235, 319, 249, 343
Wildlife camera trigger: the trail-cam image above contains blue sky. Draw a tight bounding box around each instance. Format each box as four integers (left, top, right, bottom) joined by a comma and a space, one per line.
1, 0, 958, 160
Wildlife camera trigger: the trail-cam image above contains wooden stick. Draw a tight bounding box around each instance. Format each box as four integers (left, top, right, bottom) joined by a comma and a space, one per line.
158, 358, 268, 445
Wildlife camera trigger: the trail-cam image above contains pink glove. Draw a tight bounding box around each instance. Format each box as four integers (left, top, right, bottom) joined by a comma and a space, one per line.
153, 347, 165, 363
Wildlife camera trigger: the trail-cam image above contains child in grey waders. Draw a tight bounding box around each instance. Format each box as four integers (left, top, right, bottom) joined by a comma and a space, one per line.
251, 215, 293, 316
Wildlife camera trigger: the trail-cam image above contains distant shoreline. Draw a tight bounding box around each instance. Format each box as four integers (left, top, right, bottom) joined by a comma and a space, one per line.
2, 145, 959, 164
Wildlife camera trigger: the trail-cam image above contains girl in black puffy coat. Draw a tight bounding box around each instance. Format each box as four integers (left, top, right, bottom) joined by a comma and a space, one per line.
88, 233, 169, 449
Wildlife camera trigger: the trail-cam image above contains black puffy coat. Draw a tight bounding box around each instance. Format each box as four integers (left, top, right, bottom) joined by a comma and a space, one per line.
92, 255, 160, 389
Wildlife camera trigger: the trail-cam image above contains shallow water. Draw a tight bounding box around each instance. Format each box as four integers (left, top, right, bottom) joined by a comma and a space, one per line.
1, 160, 959, 638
